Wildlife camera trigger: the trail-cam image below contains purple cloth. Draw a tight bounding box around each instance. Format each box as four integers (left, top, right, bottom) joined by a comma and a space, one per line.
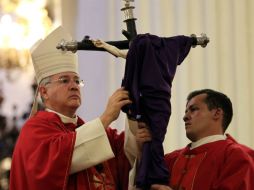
121, 34, 193, 189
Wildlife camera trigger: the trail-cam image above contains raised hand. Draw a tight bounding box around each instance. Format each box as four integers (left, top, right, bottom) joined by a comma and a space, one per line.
100, 87, 132, 127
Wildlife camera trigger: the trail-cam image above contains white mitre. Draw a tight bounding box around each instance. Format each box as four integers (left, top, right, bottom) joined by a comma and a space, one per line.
29, 26, 78, 116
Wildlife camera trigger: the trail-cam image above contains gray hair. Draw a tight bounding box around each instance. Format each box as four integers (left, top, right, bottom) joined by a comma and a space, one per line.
39, 76, 51, 86
39, 76, 51, 103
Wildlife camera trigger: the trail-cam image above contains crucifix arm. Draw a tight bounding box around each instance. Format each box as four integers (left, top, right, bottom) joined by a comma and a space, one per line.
92, 39, 128, 59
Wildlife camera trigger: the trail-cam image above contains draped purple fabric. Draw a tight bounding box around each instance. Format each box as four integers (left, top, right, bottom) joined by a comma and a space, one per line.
121, 34, 193, 189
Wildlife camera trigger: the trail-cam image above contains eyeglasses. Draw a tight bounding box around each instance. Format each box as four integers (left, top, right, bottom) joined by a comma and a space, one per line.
46, 77, 85, 87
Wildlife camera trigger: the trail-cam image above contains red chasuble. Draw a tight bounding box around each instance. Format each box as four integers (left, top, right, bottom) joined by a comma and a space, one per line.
165, 135, 254, 190
9, 111, 130, 190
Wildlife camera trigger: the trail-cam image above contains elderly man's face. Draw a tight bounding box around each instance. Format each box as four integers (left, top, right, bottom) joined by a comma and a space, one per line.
43, 71, 82, 117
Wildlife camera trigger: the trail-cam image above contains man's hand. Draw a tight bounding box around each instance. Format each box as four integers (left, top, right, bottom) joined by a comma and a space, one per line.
136, 122, 152, 158
100, 87, 132, 127
150, 184, 173, 190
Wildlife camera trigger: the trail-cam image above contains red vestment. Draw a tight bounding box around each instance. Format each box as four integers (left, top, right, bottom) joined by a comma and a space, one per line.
165, 135, 254, 190
9, 111, 131, 190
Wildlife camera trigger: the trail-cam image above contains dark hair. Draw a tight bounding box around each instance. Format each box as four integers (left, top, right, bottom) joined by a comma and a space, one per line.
187, 89, 233, 132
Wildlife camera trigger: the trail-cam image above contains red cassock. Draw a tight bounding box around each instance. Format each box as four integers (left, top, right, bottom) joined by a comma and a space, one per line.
9, 111, 131, 190
165, 135, 254, 190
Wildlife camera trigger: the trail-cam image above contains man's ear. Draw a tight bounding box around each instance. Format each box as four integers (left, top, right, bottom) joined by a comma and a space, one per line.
39, 86, 48, 100
212, 108, 223, 120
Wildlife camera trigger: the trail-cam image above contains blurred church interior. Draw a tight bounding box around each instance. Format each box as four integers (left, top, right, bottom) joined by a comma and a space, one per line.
0, 0, 254, 189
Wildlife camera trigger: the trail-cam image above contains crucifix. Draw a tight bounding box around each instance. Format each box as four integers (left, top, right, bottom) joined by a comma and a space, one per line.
56, 0, 209, 53
56, 1, 210, 189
